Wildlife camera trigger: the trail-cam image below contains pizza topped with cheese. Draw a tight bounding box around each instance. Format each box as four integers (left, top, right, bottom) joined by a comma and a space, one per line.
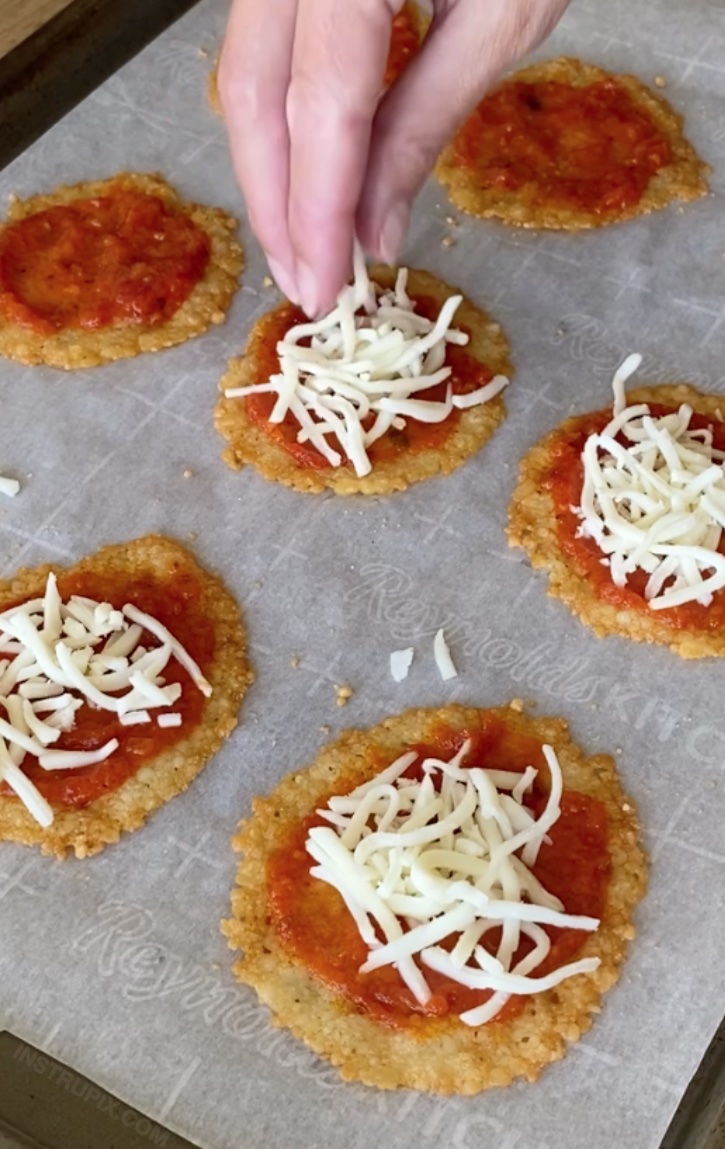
0, 536, 252, 857
509, 357, 725, 657
223, 704, 646, 1093
215, 248, 512, 495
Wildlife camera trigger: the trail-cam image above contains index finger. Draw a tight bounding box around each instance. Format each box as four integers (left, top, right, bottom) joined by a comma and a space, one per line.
219, 0, 299, 301
287, 0, 403, 316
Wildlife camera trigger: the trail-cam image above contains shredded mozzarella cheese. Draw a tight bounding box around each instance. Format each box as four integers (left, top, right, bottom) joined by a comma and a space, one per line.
577, 356, 725, 609
0, 574, 211, 826
224, 242, 509, 477
307, 740, 600, 1025
157, 712, 182, 728
433, 628, 458, 681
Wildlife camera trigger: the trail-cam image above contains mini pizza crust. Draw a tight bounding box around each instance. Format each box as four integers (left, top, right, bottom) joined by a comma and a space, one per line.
0, 535, 253, 858
436, 57, 709, 229
0, 173, 244, 370
222, 704, 646, 1093
508, 383, 725, 658
214, 266, 512, 496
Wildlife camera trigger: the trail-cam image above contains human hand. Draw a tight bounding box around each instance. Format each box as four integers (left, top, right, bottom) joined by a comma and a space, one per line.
218, 0, 570, 316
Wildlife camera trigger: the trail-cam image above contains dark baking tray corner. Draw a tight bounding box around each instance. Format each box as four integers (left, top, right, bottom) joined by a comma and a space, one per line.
0, 0, 200, 171
662, 1015, 725, 1149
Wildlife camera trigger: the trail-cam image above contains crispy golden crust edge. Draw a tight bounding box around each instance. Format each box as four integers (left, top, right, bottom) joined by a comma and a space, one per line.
0, 173, 244, 370
508, 383, 725, 658
213, 265, 512, 496
436, 56, 709, 230
208, 61, 223, 116
222, 704, 647, 1093
0, 534, 253, 858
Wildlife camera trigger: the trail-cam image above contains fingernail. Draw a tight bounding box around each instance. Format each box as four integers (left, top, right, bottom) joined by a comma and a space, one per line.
379, 202, 410, 266
296, 260, 320, 319
267, 257, 299, 305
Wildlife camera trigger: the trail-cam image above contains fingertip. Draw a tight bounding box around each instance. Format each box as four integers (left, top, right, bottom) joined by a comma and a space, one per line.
267, 256, 300, 305
296, 259, 345, 319
295, 261, 320, 318
378, 201, 410, 265
357, 182, 412, 265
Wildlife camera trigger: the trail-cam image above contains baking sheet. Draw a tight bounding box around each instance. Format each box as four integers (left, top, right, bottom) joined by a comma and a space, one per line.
1, 1, 725, 1146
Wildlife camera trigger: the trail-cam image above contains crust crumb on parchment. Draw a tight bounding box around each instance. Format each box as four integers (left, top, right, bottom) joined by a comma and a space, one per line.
436, 57, 708, 230
0, 173, 244, 371
508, 383, 725, 658
222, 704, 646, 1094
214, 265, 512, 496
0, 535, 253, 859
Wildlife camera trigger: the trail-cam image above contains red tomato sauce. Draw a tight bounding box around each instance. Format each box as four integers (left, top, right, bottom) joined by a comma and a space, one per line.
384, 2, 421, 89
0, 190, 210, 335
244, 295, 495, 471
545, 403, 725, 631
0, 566, 213, 808
268, 714, 609, 1030
452, 78, 671, 216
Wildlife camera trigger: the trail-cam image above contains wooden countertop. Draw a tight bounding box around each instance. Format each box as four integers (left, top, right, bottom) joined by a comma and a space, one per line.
0, 0, 73, 58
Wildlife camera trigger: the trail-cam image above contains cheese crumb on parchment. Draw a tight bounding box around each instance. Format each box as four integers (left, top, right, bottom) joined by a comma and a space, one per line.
391, 633, 459, 684
0, 574, 211, 828
390, 648, 414, 682
225, 241, 509, 478
0, 474, 20, 498
335, 684, 354, 707
308, 739, 600, 1025
577, 353, 725, 610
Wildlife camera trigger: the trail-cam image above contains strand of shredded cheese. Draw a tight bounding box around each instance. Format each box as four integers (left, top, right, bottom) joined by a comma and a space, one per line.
306, 740, 600, 1025
433, 628, 458, 681
0, 574, 211, 827
225, 242, 509, 477
577, 355, 725, 609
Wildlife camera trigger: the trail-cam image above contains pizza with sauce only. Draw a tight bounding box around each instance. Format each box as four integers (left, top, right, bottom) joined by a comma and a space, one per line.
0, 173, 243, 370
207, 0, 426, 116
436, 57, 708, 229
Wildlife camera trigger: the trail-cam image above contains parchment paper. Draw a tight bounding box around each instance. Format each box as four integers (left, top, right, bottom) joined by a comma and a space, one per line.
1, 1, 725, 1146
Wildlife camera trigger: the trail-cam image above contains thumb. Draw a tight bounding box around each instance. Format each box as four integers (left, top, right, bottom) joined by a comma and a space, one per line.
356, 0, 570, 260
